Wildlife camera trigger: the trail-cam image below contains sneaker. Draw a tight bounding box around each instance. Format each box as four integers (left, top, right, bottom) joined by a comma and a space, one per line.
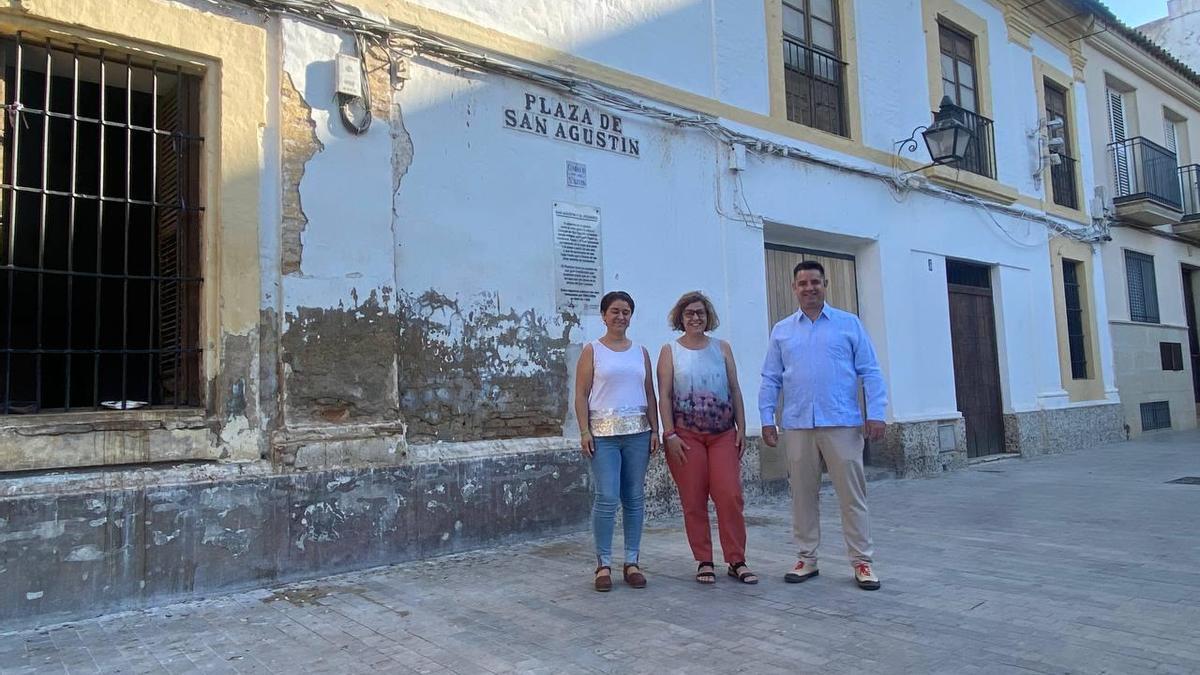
853, 562, 880, 590
784, 560, 819, 583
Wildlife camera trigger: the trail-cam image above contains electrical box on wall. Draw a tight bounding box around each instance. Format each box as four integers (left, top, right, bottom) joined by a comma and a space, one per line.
336, 53, 362, 97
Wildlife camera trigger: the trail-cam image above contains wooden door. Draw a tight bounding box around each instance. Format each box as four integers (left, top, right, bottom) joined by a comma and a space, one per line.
1183, 267, 1200, 406
947, 261, 1005, 458
762, 245, 859, 478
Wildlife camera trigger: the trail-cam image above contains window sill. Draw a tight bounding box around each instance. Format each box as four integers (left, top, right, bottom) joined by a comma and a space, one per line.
1, 408, 209, 434
1109, 319, 1188, 330
923, 165, 1019, 205
1043, 200, 1090, 225
1, 409, 215, 473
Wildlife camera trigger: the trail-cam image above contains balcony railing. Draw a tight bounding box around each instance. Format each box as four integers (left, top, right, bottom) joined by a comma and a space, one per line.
1108, 137, 1182, 209
1179, 164, 1200, 221
783, 38, 847, 137
935, 103, 996, 180
1049, 154, 1078, 210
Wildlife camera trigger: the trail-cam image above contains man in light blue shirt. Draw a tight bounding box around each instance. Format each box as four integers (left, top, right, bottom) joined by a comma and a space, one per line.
759, 260, 886, 590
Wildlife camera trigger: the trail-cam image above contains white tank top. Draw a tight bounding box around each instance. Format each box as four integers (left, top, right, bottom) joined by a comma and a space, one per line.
587, 340, 651, 436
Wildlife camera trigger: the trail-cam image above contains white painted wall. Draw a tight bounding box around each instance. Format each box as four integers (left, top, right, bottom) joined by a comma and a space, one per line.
271, 1, 1110, 440
281, 18, 400, 320
1141, 1, 1200, 74
403, 0, 754, 109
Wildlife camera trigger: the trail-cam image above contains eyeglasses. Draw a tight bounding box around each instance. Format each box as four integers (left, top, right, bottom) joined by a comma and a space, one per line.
683, 310, 707, 318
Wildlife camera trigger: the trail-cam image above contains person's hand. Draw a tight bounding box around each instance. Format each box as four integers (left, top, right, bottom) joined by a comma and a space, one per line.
864, 420, 886, 442
649, 433, 661, 455
665, 433, 689, 464
735, 427, 746, 458
762, 425, 779, 447
580, 431, 594, 458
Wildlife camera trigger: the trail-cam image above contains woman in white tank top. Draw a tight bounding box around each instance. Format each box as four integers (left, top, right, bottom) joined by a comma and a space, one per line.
573, 291, 660, 592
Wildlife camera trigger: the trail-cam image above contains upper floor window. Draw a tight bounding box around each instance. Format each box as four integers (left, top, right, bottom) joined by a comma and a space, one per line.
0, 35, 204, 415
1124, 250, 1160, 324
782, 0, 847, 137
935, 22, 995, 179
1044, 80, 1078, 210
939, 23, 977, 113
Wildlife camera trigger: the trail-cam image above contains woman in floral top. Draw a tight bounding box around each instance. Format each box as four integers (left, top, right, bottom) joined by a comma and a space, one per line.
656, 291, 757, 584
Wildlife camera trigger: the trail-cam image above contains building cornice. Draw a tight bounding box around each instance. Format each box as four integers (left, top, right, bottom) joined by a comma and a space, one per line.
1088, 30, 1200, 112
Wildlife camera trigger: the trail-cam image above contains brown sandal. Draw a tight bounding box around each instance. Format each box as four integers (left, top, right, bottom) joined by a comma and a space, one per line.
594, 565, 612, 592
623, 563, 647, 588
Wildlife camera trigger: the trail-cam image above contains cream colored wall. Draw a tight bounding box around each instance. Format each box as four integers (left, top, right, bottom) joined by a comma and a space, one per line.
1100, 227, 1200, 435
1101, 228, 1200, 329
1082, 38, 1200, 201
1110, 322, 1197, 435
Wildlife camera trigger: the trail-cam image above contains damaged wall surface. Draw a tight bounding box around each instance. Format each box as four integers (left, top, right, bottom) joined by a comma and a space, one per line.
272, 17, 586, 451
0, 446, 590, 632
395, 291, 574, 442
0, 0, 1146, 631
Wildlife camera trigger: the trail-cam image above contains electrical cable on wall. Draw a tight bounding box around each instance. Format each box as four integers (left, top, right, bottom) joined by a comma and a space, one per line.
208, 0, 1108, 243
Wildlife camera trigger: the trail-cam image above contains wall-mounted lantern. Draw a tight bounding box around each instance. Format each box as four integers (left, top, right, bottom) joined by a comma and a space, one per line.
895, 96, 976, 173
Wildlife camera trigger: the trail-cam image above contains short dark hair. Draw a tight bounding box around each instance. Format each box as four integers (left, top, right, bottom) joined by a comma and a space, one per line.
793, 260, 826, 278
667, 291, 720, 332
600, 290, 635, 313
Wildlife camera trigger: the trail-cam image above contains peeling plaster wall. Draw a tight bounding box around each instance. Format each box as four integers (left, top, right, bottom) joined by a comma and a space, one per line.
281, 289, 400, 426
280, 70, 324, 276
0, 447, 591, 631
385, 52, 763, 435
395, 291, 575, 442
274, 18, 583, 450
276, 18, 404, 441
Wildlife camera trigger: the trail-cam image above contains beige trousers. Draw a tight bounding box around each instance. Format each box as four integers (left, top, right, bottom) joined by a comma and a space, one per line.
784, 427, 873, 564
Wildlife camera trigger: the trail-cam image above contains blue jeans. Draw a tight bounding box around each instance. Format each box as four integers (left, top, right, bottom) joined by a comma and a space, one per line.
590, 431, 652, 568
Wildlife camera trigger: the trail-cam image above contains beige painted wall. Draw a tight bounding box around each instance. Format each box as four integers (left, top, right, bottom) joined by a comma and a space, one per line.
1101, 227, 1200, 435
1110, 322, 1197, 435
1082, 37, 1200, 205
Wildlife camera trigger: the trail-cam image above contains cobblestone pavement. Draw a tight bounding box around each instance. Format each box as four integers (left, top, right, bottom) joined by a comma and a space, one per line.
2, 431, 1199, 674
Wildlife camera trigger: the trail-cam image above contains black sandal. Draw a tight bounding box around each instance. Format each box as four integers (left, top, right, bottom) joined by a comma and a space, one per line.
594, 565, 612, 592
727, 561, 759, 585
695, 561, 716, 584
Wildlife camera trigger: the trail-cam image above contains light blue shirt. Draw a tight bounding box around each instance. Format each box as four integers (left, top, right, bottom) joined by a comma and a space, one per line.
758, 303, 887, 429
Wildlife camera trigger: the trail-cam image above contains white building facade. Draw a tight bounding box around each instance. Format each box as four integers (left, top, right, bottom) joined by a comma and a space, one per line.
5, 0, 1185, 627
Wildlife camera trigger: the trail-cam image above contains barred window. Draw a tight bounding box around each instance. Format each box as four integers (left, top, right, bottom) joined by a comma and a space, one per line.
1140, 401, 1171, 431
0, 34, 203, 415
1124, 250, 1159, 324
1045, 80, 1078, 210
1062, 259, 1088, 379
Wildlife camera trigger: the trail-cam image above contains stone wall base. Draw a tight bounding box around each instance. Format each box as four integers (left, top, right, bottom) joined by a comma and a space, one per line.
1004, 402, 1126, 457
0, 437, 790, 631
877, 417, 968, 478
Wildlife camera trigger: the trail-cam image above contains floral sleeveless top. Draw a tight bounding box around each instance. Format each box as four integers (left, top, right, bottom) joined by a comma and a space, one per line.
670, 339, 734, 433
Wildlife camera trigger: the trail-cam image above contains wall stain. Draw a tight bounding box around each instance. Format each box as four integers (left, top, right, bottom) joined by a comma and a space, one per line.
280, 289, 400, 427
395, 290, 576, 443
